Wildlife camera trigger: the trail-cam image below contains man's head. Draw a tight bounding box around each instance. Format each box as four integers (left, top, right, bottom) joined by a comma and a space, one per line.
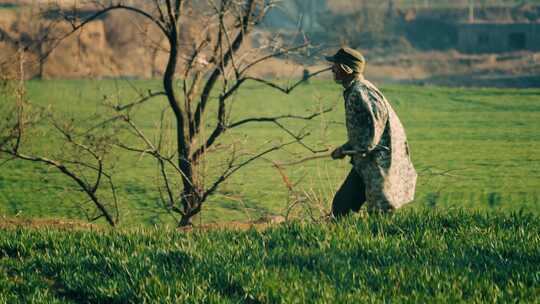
326, 47, 365, 83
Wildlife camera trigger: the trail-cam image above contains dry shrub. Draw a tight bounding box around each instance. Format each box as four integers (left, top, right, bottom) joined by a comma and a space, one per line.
0, 9, 16, 32
0, 8, 41, 78
43, 20, 117, 78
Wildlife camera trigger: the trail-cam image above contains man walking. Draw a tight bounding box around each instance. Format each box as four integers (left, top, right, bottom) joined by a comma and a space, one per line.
327, 47, 417, 216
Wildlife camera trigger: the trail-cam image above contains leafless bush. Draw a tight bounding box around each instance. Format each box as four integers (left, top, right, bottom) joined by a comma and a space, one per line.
0, 51, 120, 226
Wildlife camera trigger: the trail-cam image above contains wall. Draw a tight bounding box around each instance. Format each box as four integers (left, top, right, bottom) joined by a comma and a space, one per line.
457, 22, 540, 53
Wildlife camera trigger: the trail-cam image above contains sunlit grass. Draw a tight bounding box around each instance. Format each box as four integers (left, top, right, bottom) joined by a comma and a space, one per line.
1, 210, 539, 302
1, 80, 539, 226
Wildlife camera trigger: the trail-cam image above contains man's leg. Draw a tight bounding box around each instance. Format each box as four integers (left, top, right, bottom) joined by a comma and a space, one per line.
331, 168, 366, 218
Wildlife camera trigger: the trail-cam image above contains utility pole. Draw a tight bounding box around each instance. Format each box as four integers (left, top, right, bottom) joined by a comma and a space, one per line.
387, 0, 396, 19
308, 0, 313, 31
469, 0, 475, 23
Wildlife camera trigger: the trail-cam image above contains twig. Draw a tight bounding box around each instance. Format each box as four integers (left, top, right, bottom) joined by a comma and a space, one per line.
274, 153, 331, 167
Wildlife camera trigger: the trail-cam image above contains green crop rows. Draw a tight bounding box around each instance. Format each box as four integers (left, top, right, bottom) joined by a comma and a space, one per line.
1, 211, 540, 302
1, 80, 539, 226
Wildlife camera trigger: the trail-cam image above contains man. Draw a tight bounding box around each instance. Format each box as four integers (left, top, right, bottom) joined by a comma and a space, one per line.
327, 47, 417, 216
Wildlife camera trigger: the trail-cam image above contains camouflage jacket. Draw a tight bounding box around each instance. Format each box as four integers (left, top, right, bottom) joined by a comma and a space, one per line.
341, 77, 417, 210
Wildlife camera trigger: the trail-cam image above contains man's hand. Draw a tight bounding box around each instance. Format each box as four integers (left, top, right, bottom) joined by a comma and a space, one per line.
331, 146, 346, 160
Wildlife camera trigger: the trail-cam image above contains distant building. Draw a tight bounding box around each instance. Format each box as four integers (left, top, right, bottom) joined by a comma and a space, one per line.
262, 0, 327, 31
457, 22, 540, 53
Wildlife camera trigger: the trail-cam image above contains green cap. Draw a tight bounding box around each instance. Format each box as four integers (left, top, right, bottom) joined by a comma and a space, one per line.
325, 47, 365, 73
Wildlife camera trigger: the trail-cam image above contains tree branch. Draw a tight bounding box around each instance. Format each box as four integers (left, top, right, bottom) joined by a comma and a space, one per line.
202, 138, 300, 201
221, 67, 331, 101
228, 108, 333, 129
113, 90, 166, 112
0, 27, 18, 48
192, 0, 256, 139
0, 149, 116, 226
238, 43, 309, 76
38, 4, 168, 70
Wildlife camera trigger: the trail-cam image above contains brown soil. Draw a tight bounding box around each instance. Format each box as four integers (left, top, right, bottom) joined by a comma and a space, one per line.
0, 215, 287, 232
0, 216, 99, 230
178, 215, 287, 232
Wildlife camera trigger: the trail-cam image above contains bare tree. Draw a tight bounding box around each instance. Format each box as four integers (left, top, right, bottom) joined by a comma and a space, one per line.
0, 54, 120, 226
2, 0, 332, 227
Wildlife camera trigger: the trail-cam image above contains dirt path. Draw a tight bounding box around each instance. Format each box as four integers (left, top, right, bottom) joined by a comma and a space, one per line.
0, 215, 287, 232
0, 216, 99, 230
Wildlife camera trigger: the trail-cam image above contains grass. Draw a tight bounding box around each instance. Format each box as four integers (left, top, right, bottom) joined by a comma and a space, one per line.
1, 80, 540, 226
1, 210, 539, 303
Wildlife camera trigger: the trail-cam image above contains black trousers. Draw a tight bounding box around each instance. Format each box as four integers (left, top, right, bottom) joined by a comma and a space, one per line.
331, 168, 366, 217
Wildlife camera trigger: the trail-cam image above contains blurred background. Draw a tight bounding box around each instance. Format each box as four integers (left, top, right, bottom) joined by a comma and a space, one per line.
1, 0, 539, 87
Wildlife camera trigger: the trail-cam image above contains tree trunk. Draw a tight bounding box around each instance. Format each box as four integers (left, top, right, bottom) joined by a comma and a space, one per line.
178, 195, 202, 227
179, 214, 193, 227
161, 28, 199, 227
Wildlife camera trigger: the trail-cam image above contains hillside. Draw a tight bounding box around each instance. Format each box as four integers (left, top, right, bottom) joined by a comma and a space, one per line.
1, 1, 540, 86
1, 211, 539, 302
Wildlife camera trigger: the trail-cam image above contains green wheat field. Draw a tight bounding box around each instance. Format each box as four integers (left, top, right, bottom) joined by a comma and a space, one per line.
2, 211, 540, 302
1, 80, 540, 302
1, 80, 540, 226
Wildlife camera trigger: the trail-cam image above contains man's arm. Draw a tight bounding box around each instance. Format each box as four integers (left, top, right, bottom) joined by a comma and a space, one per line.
344, 87, 388, 153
